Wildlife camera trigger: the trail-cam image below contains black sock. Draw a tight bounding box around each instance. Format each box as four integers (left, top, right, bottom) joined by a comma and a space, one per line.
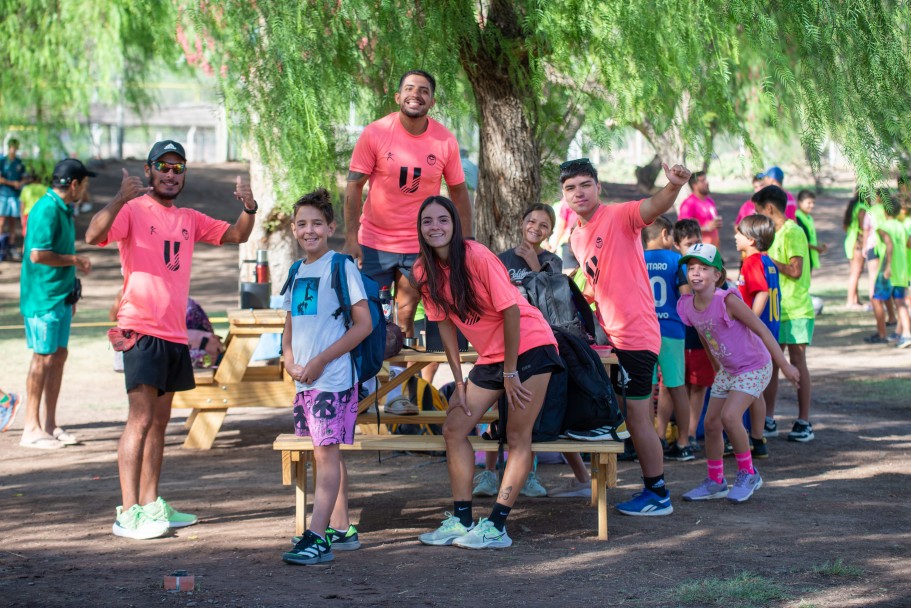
487, 502, 512, 531
644, 475, 669, 498
453, 501, 473, 527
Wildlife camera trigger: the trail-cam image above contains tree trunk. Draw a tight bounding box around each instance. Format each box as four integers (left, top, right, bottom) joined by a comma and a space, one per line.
240, 149, 299, 300
633, 120, 688, 195
459, 2, 541, 252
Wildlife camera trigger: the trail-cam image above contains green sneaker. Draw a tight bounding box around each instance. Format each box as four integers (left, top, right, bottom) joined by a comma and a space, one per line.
451, 518, 512, 549
143, 497, 198, 528
520, 471, 547, 497
283, 530, 334, 565
418, 512, 474, 546
112, 504, 169, 540
471, 470, 498, 497
326, 525, 361, 551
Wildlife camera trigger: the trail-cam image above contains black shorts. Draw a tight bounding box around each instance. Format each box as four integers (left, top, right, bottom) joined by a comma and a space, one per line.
468, 345, 564, 391
360, 244, 418, 288
610, 349, 658, 401
124, 335, 195, 396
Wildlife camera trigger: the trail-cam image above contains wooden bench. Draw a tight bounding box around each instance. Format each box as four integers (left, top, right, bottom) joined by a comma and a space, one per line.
273, 433, 625, 541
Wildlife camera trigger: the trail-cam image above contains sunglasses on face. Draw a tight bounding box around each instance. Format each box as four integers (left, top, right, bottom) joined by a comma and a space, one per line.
560, 157, 592, 171
152, 161, 187, 174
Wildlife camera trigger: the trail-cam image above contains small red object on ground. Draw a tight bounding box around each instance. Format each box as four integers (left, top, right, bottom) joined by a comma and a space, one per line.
163, 570, 195, 591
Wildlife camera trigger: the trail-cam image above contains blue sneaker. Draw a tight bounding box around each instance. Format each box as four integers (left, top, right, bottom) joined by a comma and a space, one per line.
615, 488, 673, 516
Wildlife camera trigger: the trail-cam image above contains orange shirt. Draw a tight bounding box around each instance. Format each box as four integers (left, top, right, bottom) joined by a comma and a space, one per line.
99, 195, 229, 343
414, 241, 556, 364
570, 202, 661, 353
349, 113, 465, 253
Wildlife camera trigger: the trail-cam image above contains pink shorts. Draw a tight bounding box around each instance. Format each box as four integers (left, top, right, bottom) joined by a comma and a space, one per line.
292, 386, 359, 446
711, 362, 773, 399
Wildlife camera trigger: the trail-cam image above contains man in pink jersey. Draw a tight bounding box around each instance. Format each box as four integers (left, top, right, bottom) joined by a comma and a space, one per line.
678, 171, 721, 246
86, 140, 256, 540
562, 157, 691, 517
345, 70, 471, 336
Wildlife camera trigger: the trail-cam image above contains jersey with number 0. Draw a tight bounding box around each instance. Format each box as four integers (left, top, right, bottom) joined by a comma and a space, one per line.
738, 252, 781, 341
644, 248, 686, 339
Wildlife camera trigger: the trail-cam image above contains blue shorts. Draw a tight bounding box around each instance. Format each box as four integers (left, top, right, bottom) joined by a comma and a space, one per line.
0, 195, 21, 217
873, 274, 905, 300
24, 302, 72, 354
360, 244, 417, 289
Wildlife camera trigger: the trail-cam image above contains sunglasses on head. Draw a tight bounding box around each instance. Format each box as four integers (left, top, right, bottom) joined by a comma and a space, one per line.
151, 161, 187, 174
560, 158, 592, 171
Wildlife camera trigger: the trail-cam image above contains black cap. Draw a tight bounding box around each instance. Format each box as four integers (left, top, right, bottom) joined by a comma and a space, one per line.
52, 159, 97, 186
147, 140, 187, 163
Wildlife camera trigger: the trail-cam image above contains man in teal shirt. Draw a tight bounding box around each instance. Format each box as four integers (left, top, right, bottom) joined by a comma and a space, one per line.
19, 159, 93, 449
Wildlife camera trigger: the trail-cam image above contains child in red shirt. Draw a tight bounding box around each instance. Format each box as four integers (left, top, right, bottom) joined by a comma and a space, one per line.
412, 196, 562, 549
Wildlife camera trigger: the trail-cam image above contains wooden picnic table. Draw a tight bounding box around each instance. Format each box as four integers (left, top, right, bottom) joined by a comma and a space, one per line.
173, 309, 618, 449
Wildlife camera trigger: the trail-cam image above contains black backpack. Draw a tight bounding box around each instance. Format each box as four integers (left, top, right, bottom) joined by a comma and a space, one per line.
520, 272, 597, 343
555, 328, 624, 433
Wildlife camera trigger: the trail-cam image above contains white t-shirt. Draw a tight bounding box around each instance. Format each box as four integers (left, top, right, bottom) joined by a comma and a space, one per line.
282, 250, 366, 393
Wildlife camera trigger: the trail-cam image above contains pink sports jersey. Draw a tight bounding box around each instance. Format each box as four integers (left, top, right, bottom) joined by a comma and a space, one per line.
570, 202, 661, 353
350, 113, 465, 253
100, 195, 229, 343
736, 191, 796, 225
678, 194, 720, 246
414, 240, 556, 364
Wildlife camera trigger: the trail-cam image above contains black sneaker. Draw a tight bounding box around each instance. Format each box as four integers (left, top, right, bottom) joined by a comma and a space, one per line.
864, 333, 890, 344
688, 436, 702, 453
787, 420, 815, 442
326, 525, 361, 551
282, 530, 334, 565
763, 418, 778, 438
750, 437, 769, 459
664, 443, 695, 462
723, 440, 734, 456
566, 422, 630, 442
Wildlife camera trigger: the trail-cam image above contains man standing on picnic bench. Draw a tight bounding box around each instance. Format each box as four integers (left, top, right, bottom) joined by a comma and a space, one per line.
345, 69, 472, 339
86, 141, 257, 540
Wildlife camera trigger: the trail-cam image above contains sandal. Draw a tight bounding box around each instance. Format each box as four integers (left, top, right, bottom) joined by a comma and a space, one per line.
53, 428, 79, 445
19, 435, 64, 450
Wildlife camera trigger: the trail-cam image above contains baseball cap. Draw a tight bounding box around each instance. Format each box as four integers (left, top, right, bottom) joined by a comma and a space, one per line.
761, 166, 784, 183
679, 243, 724, 271
51, 159, 97, 186
147, 140, 187, 162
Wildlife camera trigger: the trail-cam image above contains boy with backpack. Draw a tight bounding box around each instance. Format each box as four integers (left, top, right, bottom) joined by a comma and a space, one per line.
281, 189, 374, 565
643, 215, 693, 461
563, 158, 692, 516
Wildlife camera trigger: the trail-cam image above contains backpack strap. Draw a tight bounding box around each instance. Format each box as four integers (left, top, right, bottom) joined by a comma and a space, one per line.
278, 260, 303, 296
330, 253, 354, 328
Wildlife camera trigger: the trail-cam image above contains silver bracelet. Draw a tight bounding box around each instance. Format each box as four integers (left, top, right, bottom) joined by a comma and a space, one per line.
502, 370, 519, 379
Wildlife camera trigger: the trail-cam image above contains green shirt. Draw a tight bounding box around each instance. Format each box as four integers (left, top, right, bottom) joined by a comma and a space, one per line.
768, 220, 814, 321
904, 217, 911, 286
795, 209, 819, 270
20, 189, 76, 316
879, 218, 909, 288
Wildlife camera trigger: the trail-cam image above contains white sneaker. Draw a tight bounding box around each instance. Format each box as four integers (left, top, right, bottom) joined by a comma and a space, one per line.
418, 512, 473, 546
384, 395, 419, 415
112, 505, 169, 540
452, 518, 512, 549
550, 479, 592, 498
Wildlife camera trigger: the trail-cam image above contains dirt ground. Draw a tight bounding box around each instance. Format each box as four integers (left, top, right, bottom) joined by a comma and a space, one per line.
1, 162, 910, 608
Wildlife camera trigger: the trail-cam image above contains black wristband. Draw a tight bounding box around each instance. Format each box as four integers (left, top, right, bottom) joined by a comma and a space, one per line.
199, 337, 209, 351
243, 200, 258, 215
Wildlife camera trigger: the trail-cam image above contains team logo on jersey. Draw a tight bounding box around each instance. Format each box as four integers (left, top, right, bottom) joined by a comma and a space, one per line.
385, 152, 394, 162
150, 225, 157, 235
460, 311, 481, 326
584, 255, 601, 286
595, 237, 603, 249
182, 229, 190, 240
426, 154, 437, 166
163, 240, 181, 272
399, 166, 422, 193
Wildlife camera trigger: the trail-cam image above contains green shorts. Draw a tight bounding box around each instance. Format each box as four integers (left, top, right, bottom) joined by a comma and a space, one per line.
24, 302, 72, 354
780, 317, 814, 345
652, 336, 685, 388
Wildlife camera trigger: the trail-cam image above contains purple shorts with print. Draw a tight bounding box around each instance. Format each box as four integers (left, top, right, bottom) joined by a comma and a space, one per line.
292, 386, 359, 446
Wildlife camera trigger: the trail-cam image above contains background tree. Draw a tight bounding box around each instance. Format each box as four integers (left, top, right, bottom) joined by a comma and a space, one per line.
0, 1, 179, 171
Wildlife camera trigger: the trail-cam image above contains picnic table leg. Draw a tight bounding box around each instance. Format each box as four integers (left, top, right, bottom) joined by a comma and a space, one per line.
596, 453, 609, 540
281, 451, 292, 485
294, 452, 311, 537
606, 453, 617, 487
590, 458, 599, 508
182, 409, 228, 449
184, 409, 198, 430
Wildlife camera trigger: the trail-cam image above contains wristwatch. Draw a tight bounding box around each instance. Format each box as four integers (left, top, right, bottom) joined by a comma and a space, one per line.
243, 200, 258, 215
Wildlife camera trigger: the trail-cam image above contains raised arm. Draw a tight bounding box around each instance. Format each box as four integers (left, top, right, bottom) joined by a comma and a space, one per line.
220, 176, 257, 244
344, 171, 369, 265
85, 168, 151, 245
639, 163, 692, 224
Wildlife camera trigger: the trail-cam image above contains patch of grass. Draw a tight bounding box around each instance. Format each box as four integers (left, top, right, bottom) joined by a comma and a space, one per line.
675, 572, 789, 607
839, 376, 911, 408
812, 558, 864, 578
